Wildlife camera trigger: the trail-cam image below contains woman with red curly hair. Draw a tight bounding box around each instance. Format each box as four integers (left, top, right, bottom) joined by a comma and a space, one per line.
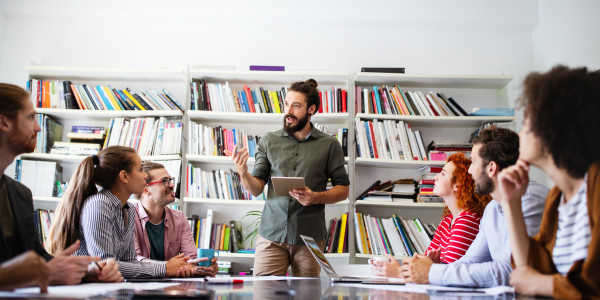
425, 153, 492, 263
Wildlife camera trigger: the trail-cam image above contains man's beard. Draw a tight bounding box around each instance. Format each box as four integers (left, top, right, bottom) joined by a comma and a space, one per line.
474, 168, 494, 195
283, 112, 310, 135
8, 130, 37, 155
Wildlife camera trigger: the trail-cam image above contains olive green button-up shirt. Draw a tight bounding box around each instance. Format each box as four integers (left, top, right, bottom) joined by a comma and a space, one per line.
252, 125, 349, 245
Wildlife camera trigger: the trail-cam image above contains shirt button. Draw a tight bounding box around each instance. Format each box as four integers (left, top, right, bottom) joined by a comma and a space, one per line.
294, 167, 296, 171
296, 153, 298, 156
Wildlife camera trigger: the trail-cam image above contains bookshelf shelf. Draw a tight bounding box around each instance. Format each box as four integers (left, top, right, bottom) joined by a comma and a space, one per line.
183, 198, 349, 206
355, 113, 515, 127
186, 155, 255, 165
187, 111, 348, 124
35, 108, 183, 120
354, 157, 445, 168
32, 196, 61, 202
25, 66, 187, 82
189, 69, 349, 86
354, 73, 513, 89
183, 198, 266, 206
19, 153, 181, 163
354, 201, 444, 208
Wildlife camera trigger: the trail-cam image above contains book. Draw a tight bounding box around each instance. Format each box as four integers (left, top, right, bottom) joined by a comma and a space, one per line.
361, 67, 405, 73
249, 65, 285, 71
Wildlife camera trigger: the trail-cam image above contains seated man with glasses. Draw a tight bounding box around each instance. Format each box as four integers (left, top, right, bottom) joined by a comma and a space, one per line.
133, 162, 218, 277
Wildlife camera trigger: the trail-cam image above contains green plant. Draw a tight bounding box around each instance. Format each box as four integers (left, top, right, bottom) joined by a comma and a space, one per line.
242, 210, 262, 248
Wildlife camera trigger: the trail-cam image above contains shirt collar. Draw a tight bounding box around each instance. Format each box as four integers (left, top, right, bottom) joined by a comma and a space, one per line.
100, 188, 129, 209
279, 123, 323, 141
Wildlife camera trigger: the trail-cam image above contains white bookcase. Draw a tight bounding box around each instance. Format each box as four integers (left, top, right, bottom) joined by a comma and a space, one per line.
350, 72, 514, 262
182, 69, 353, 271
22, 66, 187, 211
18, 66, 516, 270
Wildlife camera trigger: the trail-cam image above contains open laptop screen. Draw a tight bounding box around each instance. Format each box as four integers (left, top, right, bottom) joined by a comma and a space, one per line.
300, 235, 338, 278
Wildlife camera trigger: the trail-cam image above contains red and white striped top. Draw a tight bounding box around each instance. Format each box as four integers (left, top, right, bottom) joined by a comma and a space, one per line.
426, 210, 481, 263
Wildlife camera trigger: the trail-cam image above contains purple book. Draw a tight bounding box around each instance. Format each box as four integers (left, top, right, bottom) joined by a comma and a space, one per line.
249, 65, 285, 71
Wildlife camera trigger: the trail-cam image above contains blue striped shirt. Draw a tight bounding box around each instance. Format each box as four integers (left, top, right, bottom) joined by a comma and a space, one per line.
74, 189, 167, 278
553, 175, 590, 275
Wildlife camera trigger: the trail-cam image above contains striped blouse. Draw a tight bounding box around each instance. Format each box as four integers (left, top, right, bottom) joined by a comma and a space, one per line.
74, 189, 166, 278
426, 210, 481, 263
553, 175, 590, 275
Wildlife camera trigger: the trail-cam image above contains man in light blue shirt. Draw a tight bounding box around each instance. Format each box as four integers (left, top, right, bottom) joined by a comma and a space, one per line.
398, 128, 549, 287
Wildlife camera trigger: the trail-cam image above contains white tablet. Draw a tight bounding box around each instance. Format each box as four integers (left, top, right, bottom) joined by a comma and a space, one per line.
271, 177, 306, 197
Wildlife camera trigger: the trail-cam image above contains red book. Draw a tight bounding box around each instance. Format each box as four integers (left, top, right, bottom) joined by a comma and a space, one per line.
421, 179, 435, 185
318, 91, 323, 113
368, 121, 379, 158
243, 85, 256, 113
342, 90, 347, 113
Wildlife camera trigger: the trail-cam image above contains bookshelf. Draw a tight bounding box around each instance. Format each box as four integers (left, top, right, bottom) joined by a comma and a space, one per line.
22, 66, 188, 211
16, 66, 517, 270
350, 72, 514, 262
182, 69, 352, 272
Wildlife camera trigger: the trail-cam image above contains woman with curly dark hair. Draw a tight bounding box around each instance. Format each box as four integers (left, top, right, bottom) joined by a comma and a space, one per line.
425, 153, 492, 263
499, 65, 600, 298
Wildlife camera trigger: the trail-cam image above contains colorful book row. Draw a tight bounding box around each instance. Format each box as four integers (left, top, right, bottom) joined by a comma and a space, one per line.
190, 80, 347, 113
355, 85, 469, 116
355, 118, 427, 160
187, 122, 260, 158
27, 80, 183, 111
354, 212, 436, 257
104, 117, 183, 156
185, 165, 264, 200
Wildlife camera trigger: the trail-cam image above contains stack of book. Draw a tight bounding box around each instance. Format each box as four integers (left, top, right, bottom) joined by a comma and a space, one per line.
26, 80, 182, 111
355, 85, 468, 116
190, 80, 347, 113
14, 160, 62, 197
104, 117, 183, 156
324, 213, 350, 253
186, 165, 264, 200
354, 212, 436, 257
356, 179, 416, 202
217, 261, 233, 275
427, 141, 472, 161
187, 121, 261, 157
50, 125, 106, 156
417, 166, 443, 203
355, 118, 427, 160
35, 114, 63, 154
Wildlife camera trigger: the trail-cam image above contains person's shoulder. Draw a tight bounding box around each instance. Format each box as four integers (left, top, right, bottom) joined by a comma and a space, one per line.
481, 200, 501, 218
3, 175, 29, 193
460, 210, 482, 220
524, 181, 550, 204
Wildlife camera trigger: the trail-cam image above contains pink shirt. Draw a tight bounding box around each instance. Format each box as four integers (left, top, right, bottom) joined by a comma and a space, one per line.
426, 210, 481, 263
133, 202, 197, 261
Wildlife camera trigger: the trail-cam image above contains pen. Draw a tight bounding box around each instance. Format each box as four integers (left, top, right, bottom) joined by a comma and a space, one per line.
94, 261, 103, 271
204, 278, 243, 284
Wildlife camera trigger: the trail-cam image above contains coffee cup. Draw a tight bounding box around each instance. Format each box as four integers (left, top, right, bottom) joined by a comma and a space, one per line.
196, 248, 219, 267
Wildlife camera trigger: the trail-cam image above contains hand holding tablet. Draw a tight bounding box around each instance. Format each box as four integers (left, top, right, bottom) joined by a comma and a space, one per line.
271, 177, 306, 197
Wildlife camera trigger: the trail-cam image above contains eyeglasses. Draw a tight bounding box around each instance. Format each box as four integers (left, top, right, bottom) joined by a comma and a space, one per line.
146, 177, 175, 188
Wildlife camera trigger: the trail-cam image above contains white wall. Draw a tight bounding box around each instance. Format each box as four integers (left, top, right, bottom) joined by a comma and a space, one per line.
0, 0, 6, 79
533, 0, 600, 71
1, 0, 537, 91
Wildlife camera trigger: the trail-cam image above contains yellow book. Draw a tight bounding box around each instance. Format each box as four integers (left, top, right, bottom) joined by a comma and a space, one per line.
102, 86, 122, 110
195, 220, 201, 248
122, 89, 146, 110
357, 212, 370, 254
270, 91, 281, 113
337, 213, 347, 253
219, 224, 227, 251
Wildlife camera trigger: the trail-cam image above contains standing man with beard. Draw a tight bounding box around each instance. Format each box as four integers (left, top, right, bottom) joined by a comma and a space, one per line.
133, 162, 218, 277
0, 83, 119, 290
227, 79, 349, 277
372, 127, 549, 287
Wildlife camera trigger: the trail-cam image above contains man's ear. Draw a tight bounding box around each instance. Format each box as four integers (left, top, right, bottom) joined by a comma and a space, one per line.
0, 114, 12, 133
487, 161, 498, 177
308, 104, 316, 116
